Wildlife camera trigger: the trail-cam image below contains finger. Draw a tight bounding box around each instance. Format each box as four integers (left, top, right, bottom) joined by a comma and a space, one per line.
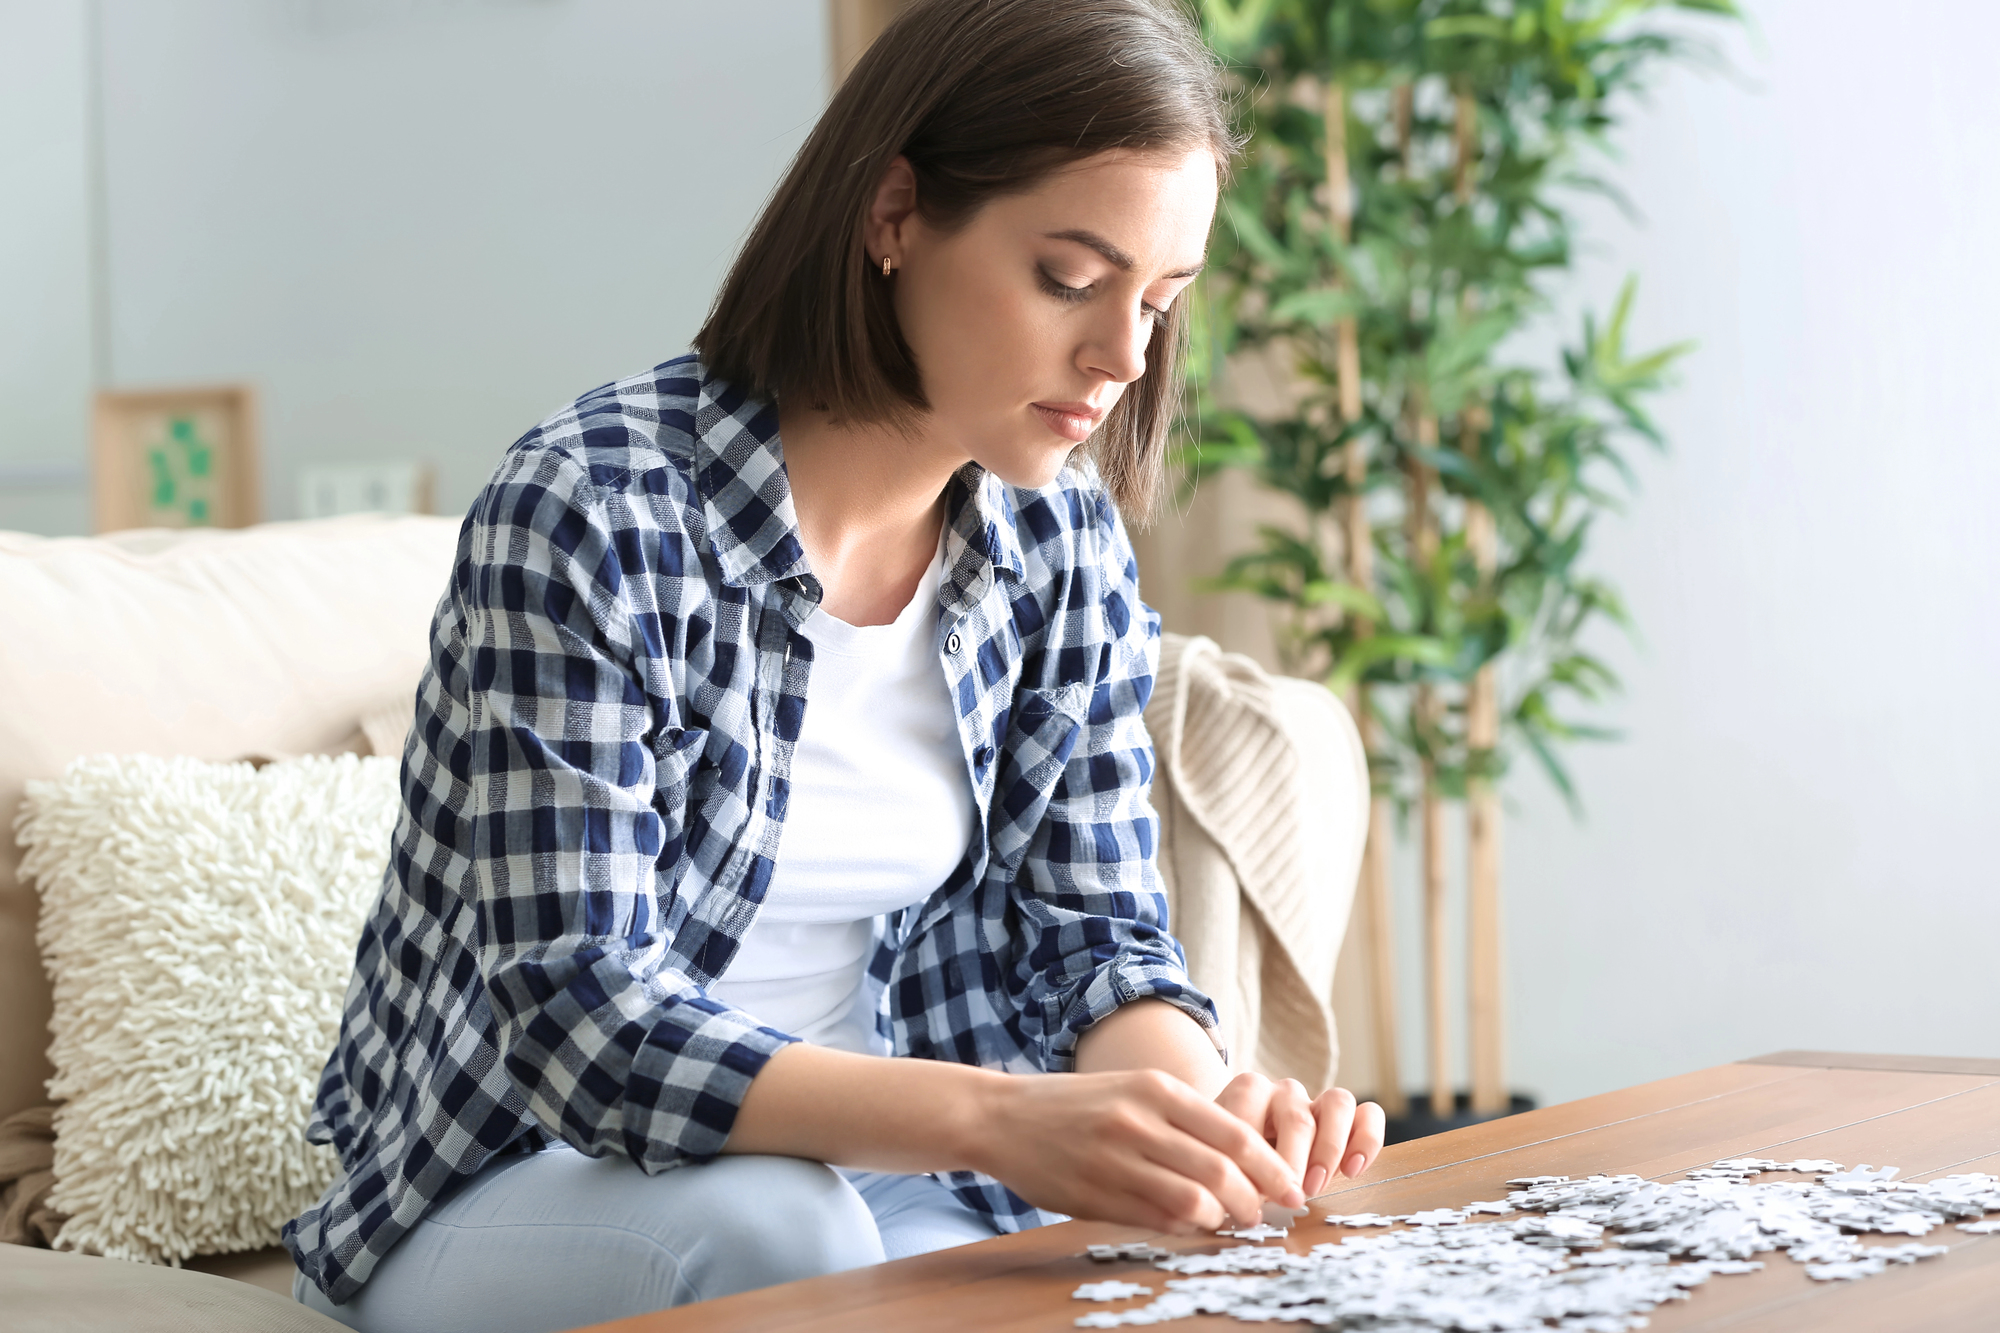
1303, 1087, 1357, 1197
1213, 1071, 1288, 1178
1341, 1100, 1388, 1179
1129, 1117, 1266, 1228
1162, 1087, 1302, 1208
1267, 1079, 1316, 1182
1211, 1071, 1273, 1130
1100, 1157, 1232, 1234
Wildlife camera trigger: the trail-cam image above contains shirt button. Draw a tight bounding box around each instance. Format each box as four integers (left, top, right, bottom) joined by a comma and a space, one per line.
946, 631, 962, 654
973, 745, 993, 769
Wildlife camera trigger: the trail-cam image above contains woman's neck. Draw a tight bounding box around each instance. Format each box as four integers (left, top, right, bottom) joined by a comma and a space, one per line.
778, 405, 961, 627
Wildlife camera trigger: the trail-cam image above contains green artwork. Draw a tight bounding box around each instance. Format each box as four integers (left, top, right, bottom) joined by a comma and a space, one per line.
144, 415, 218, 526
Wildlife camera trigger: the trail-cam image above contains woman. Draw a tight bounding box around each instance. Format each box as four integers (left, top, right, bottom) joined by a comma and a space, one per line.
287, 1, 1386, 1328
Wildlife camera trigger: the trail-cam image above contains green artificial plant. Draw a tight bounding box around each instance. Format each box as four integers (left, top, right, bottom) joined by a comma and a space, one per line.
1182, 0, 1739, 1115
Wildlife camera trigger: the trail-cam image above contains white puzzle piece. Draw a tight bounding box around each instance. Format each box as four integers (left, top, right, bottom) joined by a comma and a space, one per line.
1260, 1201, 1310, 1228
1070, 1160, 2000, 1328
1214, 1222, 1290, 1243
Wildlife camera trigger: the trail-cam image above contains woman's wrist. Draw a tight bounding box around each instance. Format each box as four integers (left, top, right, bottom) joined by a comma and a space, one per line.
727, 1041, 1011, 1175
952, 1064, 1020, 1180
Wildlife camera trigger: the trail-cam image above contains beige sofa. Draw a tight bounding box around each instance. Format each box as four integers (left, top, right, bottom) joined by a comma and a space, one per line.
0, 513, 1367, 1325
0, 514, 460, 1316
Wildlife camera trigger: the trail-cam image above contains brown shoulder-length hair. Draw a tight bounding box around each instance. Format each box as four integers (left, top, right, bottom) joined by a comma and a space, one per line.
693, 0, 1238, 523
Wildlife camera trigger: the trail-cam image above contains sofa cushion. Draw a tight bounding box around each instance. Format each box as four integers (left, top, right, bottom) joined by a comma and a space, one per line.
182, 1244, 306, 1296
18, 753, 399, 1263
1, 1241, 344, 1333
0, 514, 458, 1127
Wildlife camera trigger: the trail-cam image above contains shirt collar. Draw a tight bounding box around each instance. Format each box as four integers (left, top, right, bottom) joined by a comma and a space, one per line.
693, 365, 1025, 590
951, 465, 1028, 584
692, 372, 808, 587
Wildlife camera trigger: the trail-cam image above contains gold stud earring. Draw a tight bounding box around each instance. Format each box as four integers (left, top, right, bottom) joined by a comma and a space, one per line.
882, 256, 893, 278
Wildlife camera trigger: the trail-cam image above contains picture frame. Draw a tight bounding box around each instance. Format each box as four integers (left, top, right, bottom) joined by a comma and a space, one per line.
297, 461, 436, 519
92, 385, 260, 533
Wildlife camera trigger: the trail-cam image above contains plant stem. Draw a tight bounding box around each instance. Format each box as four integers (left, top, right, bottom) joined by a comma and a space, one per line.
1392, 73, 1451, 1123
1421, 726, 1451, 1120
1410, 408, 1450, 1121
1326, 74, 1406, 1120
1455, 82, 1508, 1115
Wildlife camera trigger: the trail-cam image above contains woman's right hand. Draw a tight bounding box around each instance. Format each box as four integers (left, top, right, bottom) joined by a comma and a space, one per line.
969, 1069, 1305, 1233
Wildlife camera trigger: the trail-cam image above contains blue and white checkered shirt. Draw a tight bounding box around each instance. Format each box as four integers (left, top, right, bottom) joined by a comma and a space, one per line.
285, 356, 1219, 1303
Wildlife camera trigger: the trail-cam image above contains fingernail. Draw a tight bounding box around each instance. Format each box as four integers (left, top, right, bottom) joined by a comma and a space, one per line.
1344, 1151, 1367, 1178
1303, 1164, 1328, 1196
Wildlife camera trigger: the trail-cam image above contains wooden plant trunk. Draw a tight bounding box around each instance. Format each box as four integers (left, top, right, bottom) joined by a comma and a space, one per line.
1391, 81, 1453, 1122
1407, 408, 1451, 1121
1326, 78, 1407, 1119
1456, 86, 1508, 1116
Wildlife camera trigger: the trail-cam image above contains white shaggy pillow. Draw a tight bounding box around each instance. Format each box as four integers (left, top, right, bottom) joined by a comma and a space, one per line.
14, 753, 398, 1264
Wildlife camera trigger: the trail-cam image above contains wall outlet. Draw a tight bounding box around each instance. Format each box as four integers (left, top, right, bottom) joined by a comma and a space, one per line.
298, 462, 434, 518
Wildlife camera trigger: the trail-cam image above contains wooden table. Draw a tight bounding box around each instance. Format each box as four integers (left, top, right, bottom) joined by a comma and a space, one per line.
586, 1052, 2000, 1332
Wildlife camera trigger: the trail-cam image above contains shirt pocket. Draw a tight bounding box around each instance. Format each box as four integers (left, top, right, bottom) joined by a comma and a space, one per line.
987, 681, 1091, 873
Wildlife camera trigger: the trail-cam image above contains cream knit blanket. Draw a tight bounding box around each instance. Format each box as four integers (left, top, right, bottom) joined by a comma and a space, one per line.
1146, 633, 1369, 1091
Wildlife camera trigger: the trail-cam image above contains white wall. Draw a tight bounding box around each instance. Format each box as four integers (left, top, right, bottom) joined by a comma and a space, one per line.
1484, 0, 2000, 1106
1, 0, 828, 533
6, 0, 1993, 1108
0, 0, 95, 536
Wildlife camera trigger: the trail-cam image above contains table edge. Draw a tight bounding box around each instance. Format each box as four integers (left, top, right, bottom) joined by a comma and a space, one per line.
1740, 1050, 2000, 1077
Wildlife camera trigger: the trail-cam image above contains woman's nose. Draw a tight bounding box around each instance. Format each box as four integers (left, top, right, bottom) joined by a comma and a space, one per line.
1082, 306, 1152, 385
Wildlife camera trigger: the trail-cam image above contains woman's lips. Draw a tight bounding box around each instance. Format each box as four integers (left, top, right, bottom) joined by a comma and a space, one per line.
1032, 402, 1106, 443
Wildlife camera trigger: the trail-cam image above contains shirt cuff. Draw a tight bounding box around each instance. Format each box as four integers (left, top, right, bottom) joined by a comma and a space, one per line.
612, 997, 802, 1165
1040, 951, 1226, 1074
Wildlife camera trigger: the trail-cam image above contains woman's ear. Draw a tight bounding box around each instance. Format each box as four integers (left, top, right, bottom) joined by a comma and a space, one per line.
865, 156, 919, 272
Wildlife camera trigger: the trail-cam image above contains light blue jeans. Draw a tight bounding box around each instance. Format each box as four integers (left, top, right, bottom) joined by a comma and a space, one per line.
292, 1142, 998, 1333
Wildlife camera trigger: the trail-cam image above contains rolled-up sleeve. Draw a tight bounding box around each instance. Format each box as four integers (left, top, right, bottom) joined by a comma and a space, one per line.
1006, 491, 1222, 1072
463, 448, 795, 1167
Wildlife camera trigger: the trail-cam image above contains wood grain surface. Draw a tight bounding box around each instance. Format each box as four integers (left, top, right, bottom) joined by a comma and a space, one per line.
1741, 1050, 2000, 1078
577, 1056, 2000, 1333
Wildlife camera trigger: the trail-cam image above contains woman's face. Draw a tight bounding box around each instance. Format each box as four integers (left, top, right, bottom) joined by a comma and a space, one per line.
881, 146, 1218, 489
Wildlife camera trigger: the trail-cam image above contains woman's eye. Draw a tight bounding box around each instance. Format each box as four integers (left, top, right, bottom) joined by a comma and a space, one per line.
1037, 268, 1092, 303
1039, 267, 1171, 325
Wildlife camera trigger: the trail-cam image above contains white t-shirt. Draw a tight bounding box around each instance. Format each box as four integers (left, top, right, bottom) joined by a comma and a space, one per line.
709, 526, 975, 1055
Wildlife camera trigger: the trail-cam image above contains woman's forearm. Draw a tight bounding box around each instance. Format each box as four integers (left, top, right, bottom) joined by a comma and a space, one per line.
723, 1042, 1008, 1173
1073, 997, 1231, 1099
727, 1000, 1226, 1173
724, 1031, 1303, 1232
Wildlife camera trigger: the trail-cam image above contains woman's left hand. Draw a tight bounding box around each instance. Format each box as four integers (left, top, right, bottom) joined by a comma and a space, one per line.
1213, 1072, 1386, 1198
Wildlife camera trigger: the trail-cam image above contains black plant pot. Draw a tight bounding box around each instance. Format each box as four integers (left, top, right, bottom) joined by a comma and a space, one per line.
1382, 1091, 1536, 1144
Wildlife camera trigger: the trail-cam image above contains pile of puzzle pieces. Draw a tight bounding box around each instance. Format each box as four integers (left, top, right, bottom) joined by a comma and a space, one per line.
1070, 1159, 2000, 1329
